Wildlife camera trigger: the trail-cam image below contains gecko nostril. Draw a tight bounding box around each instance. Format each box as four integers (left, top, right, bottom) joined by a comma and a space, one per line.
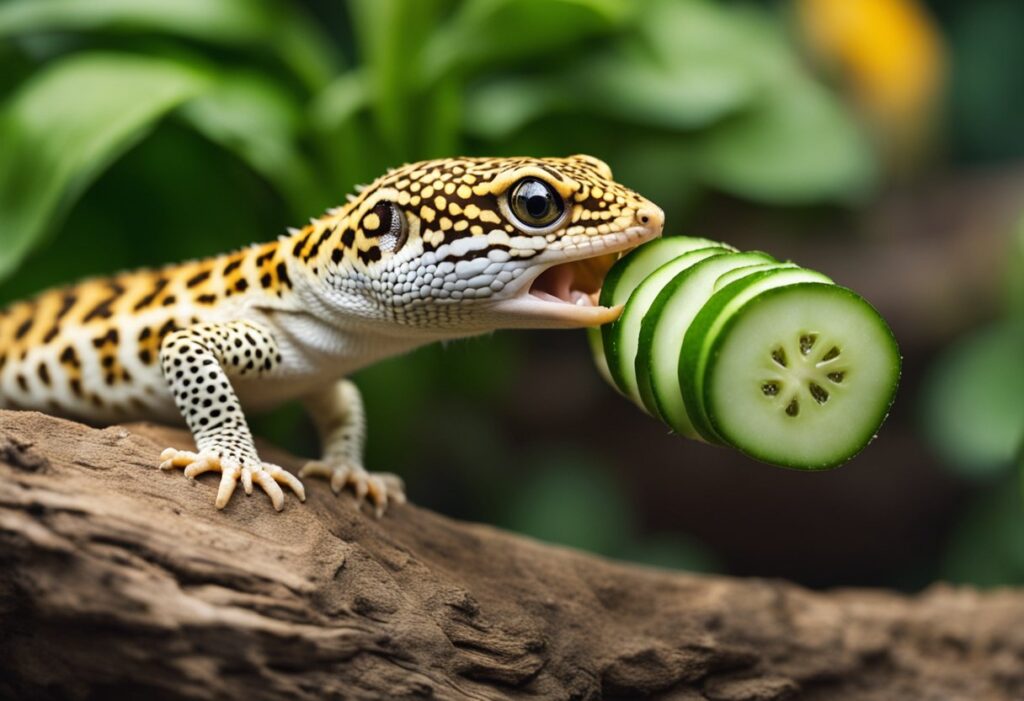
636, 205, 664, 229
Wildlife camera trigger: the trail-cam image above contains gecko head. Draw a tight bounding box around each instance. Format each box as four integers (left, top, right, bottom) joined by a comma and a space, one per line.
321, 155, 664, 333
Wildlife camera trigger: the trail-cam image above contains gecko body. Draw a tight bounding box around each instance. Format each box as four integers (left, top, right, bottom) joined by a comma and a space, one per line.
0, 156, 664, 513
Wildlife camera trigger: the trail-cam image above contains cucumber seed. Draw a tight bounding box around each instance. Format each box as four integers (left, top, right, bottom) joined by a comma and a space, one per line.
799, 334, 817, 355
808, 382, 830, 404
771, 347, 787, 367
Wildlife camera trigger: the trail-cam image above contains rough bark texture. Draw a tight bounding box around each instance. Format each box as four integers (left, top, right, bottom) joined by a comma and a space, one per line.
0, 410, 1022, 701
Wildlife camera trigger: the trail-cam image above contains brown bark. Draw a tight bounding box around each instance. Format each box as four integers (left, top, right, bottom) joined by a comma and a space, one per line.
0, 410, 1022, 701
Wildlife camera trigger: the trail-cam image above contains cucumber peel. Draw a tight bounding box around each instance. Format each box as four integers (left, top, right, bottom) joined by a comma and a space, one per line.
589, 237, 899, 471
636, 251, 776, 431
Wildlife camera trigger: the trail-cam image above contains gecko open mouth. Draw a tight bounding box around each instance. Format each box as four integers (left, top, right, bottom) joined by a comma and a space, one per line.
527, 252, 618, 307
490, 221, 663, 328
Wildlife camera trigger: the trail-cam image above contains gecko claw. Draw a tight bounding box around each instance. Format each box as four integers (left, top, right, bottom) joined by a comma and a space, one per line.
299, 459, 405, 517
160, 448, 304, 512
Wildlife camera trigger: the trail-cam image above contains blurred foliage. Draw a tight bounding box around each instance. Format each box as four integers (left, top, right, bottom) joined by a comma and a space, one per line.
794, 0, 945, 171
0, 0, 875, 283
920, 320, 1024, 479
500, 448, 719, 571
943, 478, 1024, 587
920, 216, 1024, 585
938, 0, 1024, 163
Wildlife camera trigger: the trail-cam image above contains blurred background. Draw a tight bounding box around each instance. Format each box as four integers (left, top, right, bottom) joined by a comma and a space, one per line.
1, 0, 1022, 590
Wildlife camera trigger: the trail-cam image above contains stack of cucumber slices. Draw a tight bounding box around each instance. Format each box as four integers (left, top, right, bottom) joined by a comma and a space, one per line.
589, 237, 900, 470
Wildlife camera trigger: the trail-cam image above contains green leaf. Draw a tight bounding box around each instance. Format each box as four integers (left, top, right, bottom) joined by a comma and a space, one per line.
0, 52, 210, 282
422, 0, 633, 83
178, 70, 325, 217
571, 46, 755, 130
308, 70, 383, 186
698, 75, 875, 204
310, 70, 370, 133
464, 40, 756, 139
348, 0, 449, 157
577, 0, 763, 129
920, 320, 1024, 478
462, 78, 562, 141
0, 0, 338, 89
691, 4, 876, 204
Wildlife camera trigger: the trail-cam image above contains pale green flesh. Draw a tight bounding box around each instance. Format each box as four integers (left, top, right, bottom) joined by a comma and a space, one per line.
596, 237, 731, 394
609, 247, 729, 404
680, 268, 833, 442
713, 261, 796, 291
705, 283, 900, 469
638, 251, 775, 434
589, 237, 725, 385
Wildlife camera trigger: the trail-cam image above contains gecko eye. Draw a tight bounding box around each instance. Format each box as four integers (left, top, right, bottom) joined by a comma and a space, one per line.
509, 178, 564, 230
363, 201, 408, 253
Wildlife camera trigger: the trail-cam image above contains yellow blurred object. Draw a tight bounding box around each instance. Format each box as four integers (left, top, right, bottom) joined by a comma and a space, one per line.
796, 0, 946, 171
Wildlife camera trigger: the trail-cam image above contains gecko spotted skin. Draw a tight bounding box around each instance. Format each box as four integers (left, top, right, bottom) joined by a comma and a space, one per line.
0, 155, 664, 514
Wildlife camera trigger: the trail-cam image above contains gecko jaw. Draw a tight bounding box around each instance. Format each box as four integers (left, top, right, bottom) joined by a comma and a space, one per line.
491, 223, 662, 328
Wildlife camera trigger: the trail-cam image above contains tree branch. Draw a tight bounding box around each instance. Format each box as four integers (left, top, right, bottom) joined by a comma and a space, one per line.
1, 410, 1022, 700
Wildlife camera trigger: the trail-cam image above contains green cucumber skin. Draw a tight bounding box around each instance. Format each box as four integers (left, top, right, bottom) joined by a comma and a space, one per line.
607, 247, 729, 401
635, 251, 776, 424
678, 268, 833, 442
589, 237, 721, 394
703, 283, 901, 470
588, 327, 616, 388
597, 237, 724, 309
599, 238, 727, 392
713, 261, 797, 291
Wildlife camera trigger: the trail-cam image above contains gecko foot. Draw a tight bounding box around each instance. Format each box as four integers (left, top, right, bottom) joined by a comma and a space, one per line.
159, 448, 306, 511
299, 459, 405, 517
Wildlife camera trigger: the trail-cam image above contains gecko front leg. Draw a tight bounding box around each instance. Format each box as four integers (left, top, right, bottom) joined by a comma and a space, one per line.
159, 321, 304, 511
299, 379, 405, 516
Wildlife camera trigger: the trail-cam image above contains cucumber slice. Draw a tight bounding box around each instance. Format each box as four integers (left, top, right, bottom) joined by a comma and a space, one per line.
636, 251, 776, 433
713, 260, 796, 291
679, 268, 833, 442
591, 236, 730, 391
607, 247, 731, 404
588, 325, 615, 387
704, 283, 900, 469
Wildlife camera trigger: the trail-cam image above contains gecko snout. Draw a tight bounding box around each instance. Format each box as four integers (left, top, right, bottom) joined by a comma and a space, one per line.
636, 204, 665, 230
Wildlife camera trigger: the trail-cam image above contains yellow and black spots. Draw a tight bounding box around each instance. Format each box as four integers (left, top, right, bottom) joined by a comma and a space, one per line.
91, 327, 131, 386
273, 155, 661, 331
57, 343, 84, 400
254, 243, 292, 295
293, 155, 653, 276
292, 221, 337, 272
159, 320, 282, 471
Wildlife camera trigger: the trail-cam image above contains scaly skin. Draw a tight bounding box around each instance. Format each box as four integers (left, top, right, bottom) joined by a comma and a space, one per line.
0, 155, 664, 513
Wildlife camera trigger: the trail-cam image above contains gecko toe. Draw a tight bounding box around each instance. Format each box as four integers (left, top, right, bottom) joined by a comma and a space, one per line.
161, 448, 302, 512
301, 459, 405, 515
